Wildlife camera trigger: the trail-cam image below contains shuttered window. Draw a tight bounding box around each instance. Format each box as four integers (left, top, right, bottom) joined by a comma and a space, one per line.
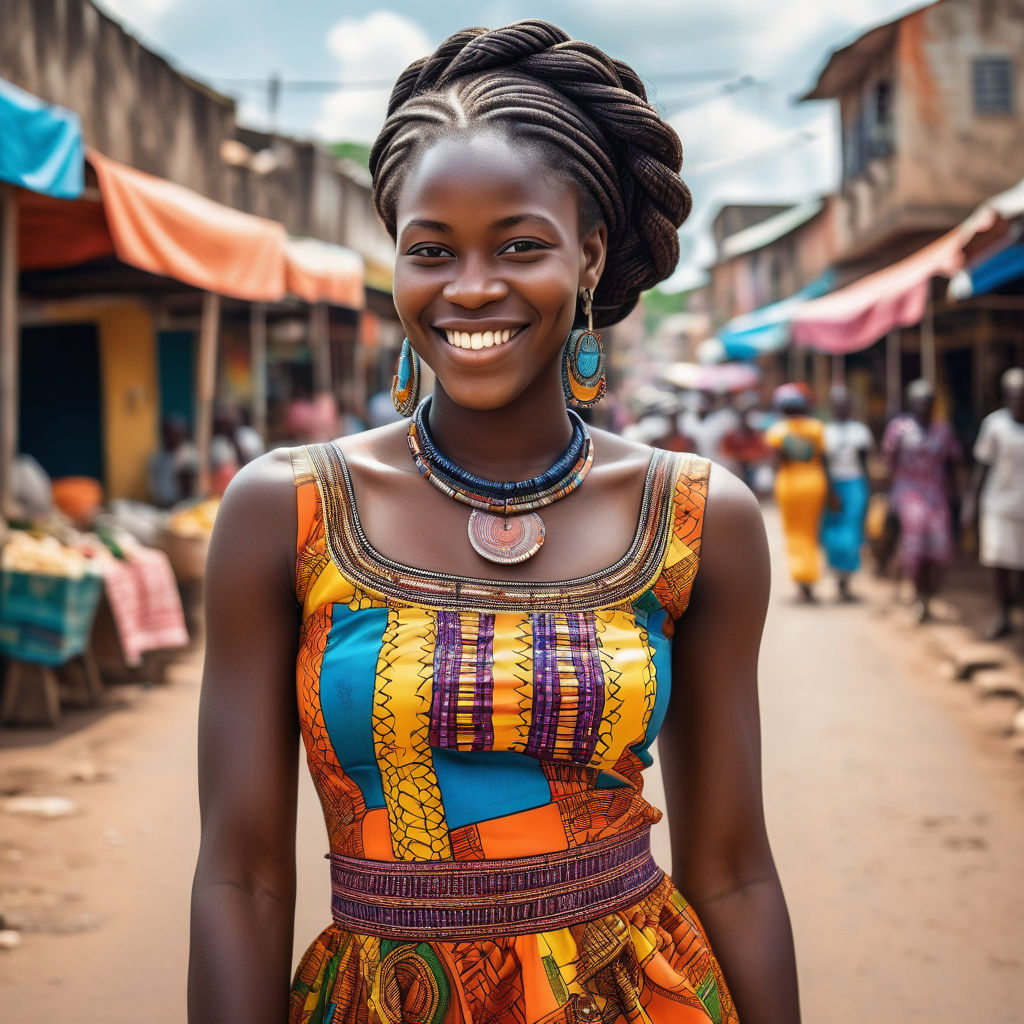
973, 57, 1014, 115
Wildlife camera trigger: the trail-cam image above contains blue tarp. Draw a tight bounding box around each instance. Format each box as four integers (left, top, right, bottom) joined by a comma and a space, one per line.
965, 243, 1024, 297
0, 78, 83, 199
720, 272, 834, 360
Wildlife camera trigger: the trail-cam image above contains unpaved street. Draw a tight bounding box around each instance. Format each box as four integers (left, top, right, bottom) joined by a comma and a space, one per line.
2, 511, 1023, 1022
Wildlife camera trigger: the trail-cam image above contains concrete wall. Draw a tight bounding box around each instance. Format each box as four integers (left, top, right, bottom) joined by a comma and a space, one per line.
1, 0, 235, 202
897, 0, 1024, 210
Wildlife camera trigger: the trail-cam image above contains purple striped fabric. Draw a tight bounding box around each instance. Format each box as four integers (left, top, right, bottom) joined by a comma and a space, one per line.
566, 612, 604, 763
472, 614, 495, 751
430, 611, 462, 748
525, 613, 561, 759
430, 611, 495, 750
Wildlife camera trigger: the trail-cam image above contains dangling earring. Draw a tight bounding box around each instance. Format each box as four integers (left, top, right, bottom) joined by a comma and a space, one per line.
561, 288, 606, 408
391, 338, 421, 416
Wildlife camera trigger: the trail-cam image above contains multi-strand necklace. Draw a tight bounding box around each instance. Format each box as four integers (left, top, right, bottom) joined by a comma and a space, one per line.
407, 396, 594, 565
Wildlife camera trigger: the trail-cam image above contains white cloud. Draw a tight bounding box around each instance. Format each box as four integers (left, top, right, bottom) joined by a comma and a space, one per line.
315, 11, 433, 144
93, 0, 178, 38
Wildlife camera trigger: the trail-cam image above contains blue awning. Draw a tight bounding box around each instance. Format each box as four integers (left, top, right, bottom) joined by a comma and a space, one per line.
952, 243, 1024, 298
0, 78, 83, 199
720, 272, 834, 359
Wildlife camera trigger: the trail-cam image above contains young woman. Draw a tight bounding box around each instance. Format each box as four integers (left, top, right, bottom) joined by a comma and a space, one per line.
821, 386, 872, 601
766, 384, 829, 603
189, 22, 800, 1024
882, 379, 961, 624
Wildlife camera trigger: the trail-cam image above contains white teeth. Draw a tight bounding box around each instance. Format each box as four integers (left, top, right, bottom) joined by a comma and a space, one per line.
442, 327, 519, 350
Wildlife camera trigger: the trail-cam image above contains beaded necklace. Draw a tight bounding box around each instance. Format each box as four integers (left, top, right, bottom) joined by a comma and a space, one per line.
407, 396, 594, 564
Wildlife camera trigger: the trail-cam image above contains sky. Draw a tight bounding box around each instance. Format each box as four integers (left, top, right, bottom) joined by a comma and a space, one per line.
94, 0, 928, 289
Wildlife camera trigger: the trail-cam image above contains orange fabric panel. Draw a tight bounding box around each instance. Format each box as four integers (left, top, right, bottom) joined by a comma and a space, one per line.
17, 188, 115, 270
476, 802, 568, 858
285, 237, 364, 309
360, 808, 397, 861
87, 149, 287, 301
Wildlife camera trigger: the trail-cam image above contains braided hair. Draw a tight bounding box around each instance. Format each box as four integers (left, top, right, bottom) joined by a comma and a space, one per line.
369, 21, 692, 326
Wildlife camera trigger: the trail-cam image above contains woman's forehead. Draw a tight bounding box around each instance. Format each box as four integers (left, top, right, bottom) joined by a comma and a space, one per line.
395, 133, 578, 230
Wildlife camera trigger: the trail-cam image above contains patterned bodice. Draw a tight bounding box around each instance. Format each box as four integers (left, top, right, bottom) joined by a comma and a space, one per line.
290, 444, 708, 865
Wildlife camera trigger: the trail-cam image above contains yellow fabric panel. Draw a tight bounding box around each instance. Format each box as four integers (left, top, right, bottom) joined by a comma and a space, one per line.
592, 606, 652, 769
372, 606, 452, 861
303, 557, 385, 622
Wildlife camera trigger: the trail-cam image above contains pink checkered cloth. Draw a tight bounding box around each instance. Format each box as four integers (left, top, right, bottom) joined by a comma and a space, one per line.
101, 546, 189, 666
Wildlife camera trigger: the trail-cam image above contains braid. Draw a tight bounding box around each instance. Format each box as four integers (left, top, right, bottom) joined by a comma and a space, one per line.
369, 21, 692, 326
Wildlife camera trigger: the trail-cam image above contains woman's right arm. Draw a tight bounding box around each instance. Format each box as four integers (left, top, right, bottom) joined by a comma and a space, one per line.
188, 449, 301, 1024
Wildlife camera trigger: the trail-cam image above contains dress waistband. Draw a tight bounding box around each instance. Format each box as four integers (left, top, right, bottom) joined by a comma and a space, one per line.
329, 827, 663, 940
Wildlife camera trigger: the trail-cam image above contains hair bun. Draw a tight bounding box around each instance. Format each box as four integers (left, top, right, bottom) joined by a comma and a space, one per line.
372, 20, 692, 325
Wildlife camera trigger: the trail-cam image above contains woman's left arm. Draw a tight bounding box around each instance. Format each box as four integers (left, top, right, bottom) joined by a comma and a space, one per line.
658, 466, 801, 1024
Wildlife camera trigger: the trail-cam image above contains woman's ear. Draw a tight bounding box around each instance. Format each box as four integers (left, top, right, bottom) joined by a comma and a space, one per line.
579, 222, 608, 294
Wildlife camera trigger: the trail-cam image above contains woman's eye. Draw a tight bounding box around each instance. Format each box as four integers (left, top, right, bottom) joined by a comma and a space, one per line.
501, 239, 547, 255
408, 245, 451, 258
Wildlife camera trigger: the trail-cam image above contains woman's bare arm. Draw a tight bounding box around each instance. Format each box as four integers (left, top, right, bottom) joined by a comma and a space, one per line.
188, 450, 301, 1023
659, 466, 801, 1024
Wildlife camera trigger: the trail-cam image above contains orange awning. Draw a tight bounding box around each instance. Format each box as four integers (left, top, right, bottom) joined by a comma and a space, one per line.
87, 149, 288, 302
18, 188, 115, 270
285, 237, 364, 309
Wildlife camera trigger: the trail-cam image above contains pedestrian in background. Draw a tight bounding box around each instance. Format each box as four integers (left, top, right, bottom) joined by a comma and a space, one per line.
962, 367, 1024, 639
147, 415, 198, 508
766, 383, 829, 602
882, 379, 961, 624
822, 385, 872, 601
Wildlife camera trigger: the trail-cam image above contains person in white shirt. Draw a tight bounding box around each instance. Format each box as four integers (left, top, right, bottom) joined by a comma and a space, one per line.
962, 367, 1024, 639
822, 385, 873, 600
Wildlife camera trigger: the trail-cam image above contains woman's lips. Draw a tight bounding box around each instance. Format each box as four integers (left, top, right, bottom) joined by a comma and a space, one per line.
437, 325, 525, 351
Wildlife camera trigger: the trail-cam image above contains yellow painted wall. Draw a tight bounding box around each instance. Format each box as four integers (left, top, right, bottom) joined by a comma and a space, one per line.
50, 301, 159, 501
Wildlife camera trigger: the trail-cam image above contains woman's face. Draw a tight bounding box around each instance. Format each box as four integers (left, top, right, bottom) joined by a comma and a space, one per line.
392, 130, 606, 411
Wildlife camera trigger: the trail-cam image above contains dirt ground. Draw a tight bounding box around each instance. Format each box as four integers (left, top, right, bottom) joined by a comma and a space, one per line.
2, 508, 1023, 1022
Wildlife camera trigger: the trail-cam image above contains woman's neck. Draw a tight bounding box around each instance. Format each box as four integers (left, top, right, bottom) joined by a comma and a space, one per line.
425, 377, 576, 482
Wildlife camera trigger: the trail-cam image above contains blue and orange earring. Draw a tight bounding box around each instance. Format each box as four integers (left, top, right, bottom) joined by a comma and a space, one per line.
561, 288, 606, 408
391, 337, 421, 416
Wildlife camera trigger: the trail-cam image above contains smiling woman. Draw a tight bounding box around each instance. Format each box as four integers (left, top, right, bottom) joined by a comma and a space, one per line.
188, 19, 800, 1024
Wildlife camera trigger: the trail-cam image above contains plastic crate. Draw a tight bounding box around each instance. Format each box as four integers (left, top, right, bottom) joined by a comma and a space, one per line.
0, 570, 104, 667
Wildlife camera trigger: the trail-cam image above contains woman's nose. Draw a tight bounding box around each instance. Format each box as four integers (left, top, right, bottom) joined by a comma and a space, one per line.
441, 258, 508, 308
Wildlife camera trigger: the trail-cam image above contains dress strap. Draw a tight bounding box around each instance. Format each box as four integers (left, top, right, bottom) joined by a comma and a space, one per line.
289, 446, 330, 609
648, 452, 710, 634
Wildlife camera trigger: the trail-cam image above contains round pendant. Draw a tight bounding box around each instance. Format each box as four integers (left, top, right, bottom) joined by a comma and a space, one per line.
467, 510, 545, 565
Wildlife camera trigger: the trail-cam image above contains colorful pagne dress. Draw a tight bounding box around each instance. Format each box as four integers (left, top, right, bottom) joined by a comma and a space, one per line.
881, 415, 961, 575
287, 443, 738, 1024
765, 415, 828, 585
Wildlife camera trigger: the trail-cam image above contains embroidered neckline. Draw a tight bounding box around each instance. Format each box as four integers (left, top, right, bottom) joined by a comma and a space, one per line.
305, 443, 690, 613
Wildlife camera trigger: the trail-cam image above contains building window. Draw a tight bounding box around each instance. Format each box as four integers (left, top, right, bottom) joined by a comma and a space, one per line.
868, 80, 894, 158
973, 57, 1014, 114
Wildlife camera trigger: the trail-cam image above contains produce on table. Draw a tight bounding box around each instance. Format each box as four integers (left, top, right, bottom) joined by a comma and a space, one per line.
167, 499, 220, 538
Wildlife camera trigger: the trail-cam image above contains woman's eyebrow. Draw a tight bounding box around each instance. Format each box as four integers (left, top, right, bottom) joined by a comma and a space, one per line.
403, 218, 452, 233
489, 214, 558, 232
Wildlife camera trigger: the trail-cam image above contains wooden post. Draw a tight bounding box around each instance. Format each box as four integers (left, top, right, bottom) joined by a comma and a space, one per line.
813, 352, 829, 409
311, 301, 332, 395
0, 183, 18, 519
921, 296, 937, 386
831, 354, 845, 388
973, 307, 992, 416
886, 327, 901, 416
250, 301, 267, 440
195, 292, 220, 497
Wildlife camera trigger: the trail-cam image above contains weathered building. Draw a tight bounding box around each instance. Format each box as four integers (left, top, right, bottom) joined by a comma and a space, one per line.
803, 0, 1024, 276
709, 198, 841, 329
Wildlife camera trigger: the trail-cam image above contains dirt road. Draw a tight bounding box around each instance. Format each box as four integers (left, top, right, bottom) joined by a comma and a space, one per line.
2, 511, 1023, 1022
